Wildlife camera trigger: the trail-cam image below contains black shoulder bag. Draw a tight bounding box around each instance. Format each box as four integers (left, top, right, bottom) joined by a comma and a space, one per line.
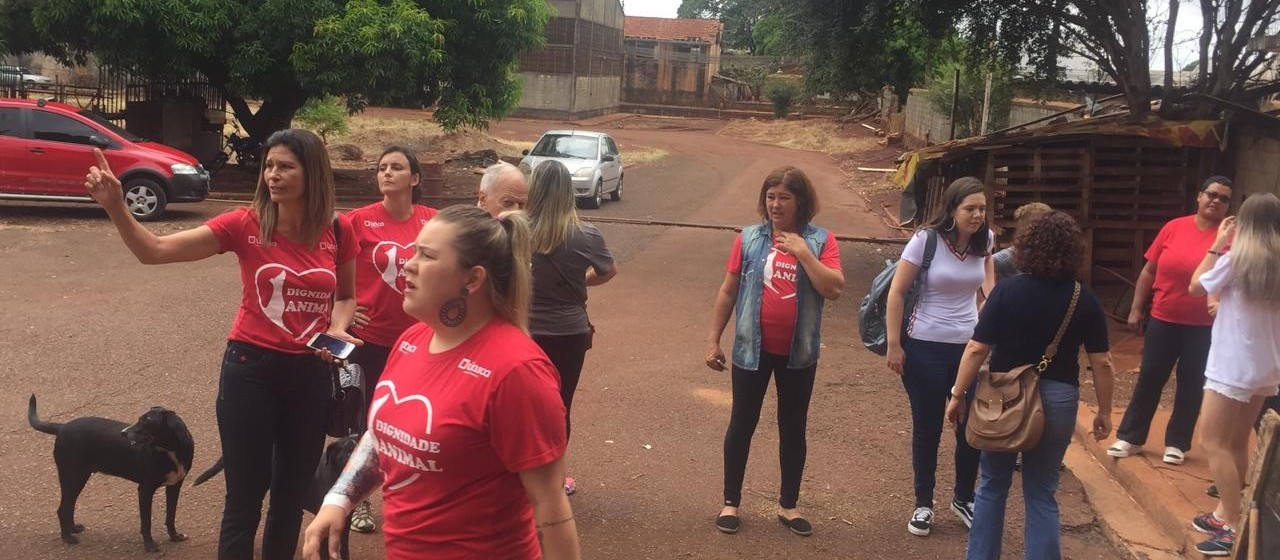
326, 218, 366, 438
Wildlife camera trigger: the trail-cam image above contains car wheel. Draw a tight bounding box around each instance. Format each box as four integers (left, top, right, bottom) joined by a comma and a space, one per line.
124, 178, 168, 221
610, 174, 623, 201
580, 181, 602, 209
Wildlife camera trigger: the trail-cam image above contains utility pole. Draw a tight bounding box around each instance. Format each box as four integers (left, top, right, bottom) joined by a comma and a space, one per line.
980, 71, 993, 135
948, 68, 961, 140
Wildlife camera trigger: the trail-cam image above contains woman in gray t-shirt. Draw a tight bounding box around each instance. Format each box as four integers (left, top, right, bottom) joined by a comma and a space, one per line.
526, 160, 618, 496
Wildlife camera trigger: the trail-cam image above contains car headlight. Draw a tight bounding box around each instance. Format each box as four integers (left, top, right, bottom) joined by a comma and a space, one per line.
518, 163, 532, 175
171, 163, 200, 175
573, 167, 593, 178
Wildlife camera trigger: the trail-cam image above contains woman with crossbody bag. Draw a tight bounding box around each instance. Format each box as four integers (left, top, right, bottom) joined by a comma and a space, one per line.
526, 160, 618, 495
945, 212, 1114, 560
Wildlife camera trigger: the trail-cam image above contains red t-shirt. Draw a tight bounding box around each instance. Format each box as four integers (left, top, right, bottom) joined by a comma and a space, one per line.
346, 203, 437, 346
727, 231, 841, 356
371, 320, 567, 560
1145, 215, 1217, 326
205, 207, 358, 353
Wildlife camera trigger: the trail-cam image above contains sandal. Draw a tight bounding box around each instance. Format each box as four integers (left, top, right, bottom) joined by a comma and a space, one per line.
777, 514, 813, 537
715, 514, 741, 534
349, 500, 376, 534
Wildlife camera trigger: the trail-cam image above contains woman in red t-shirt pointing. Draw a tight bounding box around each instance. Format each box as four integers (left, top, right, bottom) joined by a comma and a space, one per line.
84, 128, 359, 560
302, 206, 580, 560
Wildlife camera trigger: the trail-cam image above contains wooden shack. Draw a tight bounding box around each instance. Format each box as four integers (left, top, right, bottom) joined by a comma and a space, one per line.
895, 115, 1223, 316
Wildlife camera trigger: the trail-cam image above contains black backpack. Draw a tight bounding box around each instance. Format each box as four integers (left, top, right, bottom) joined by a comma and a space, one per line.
859, 230, 937, 355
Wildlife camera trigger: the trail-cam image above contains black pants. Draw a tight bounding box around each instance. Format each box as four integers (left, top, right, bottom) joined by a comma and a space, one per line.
722, 352, 817, 510
216, 341, 329, 560
347, 341, 392, 432
1116, 318, 1212, 452
901, 337, 979, 508
533, 332, 592, 440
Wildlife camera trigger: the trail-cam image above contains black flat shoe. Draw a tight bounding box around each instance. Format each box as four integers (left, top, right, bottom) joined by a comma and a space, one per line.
715, 514, 741, 534
777, 514, 813, 536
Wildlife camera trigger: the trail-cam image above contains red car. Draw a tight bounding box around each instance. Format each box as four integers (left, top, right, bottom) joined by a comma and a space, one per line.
0, 98, 210, 220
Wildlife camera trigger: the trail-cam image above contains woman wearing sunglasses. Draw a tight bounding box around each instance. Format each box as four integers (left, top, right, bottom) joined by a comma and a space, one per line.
1109, 176, 1233, 466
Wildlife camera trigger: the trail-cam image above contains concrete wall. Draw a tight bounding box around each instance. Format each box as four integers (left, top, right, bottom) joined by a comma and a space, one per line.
579, 0, 623, 28
574, 76, 621, 114
517, 73, 575, 112
1233, 125, 1280, 197
904, 87, 1082, 147
547, 1, 575, 18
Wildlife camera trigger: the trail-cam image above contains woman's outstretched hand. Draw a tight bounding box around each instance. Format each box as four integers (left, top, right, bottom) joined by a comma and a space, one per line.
84, 148, 124, 209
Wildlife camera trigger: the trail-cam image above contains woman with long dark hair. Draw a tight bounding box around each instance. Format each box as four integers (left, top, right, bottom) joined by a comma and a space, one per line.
884, 176, 995, 537
343, 146, 438, 531
84, 129, 358, 560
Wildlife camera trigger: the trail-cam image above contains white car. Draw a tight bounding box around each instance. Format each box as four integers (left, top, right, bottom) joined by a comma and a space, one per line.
519, 130, 622, 209
0, 66, 55, 87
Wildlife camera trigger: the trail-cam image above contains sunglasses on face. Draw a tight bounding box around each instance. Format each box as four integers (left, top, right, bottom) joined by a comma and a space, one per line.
1201, 191, 1231, 204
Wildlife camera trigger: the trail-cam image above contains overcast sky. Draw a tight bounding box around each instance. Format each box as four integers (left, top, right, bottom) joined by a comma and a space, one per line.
620, 0, 1205, 71
622, 0, 681, 18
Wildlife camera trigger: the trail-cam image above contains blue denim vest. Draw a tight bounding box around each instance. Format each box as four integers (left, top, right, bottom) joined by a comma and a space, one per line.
731, 222, 830, 370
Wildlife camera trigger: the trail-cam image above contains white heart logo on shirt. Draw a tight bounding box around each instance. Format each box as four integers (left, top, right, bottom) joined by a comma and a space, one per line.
371, 241, 413, 294
370, 379, 436, 490
254, 264, 336, 340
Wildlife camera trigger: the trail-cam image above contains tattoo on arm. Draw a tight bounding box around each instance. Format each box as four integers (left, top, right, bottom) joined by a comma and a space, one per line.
329, 432, 383, 502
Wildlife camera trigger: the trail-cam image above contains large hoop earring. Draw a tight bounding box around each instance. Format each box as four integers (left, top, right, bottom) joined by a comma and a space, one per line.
439, 287, 468, 327
944, 218, 956, 232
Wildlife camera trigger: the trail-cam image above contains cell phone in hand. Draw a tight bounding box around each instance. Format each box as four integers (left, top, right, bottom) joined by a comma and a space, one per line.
306, 332, 356, 360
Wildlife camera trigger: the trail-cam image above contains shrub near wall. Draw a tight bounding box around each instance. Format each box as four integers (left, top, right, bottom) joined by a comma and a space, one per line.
764, 74, 803, 119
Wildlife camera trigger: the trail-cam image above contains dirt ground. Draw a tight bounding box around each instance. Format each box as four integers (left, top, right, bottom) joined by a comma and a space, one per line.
0, 111, 1130, 559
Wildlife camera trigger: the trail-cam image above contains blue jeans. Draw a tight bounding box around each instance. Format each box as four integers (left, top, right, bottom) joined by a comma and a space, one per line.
901, 337, 980, 507
966, 379, 1079, 560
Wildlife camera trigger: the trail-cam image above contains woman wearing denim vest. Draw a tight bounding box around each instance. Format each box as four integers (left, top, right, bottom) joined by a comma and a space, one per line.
705, 166, 844, 537
885, 177, 996, 537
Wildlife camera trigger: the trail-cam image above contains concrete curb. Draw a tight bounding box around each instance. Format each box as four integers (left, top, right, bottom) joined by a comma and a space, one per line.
1071, 403, 1200, 556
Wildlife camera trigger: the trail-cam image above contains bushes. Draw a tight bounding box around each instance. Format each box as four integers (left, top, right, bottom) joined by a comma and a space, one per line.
295, 96, 349, 142
764, 80, 802, 119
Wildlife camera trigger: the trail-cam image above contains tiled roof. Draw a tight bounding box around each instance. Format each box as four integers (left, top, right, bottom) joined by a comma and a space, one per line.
624, 16, 721, 44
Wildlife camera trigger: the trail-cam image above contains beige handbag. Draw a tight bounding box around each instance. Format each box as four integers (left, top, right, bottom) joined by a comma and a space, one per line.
966, 282, 1080, 453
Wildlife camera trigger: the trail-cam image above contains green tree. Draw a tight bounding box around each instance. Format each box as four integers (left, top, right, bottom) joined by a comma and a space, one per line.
3, 0, 549, 137
294, 96, 348, 141
678, 0, 778, 54
963, 0, 1280, 116
785, 0, 963, 101
925, 38, 1015, 138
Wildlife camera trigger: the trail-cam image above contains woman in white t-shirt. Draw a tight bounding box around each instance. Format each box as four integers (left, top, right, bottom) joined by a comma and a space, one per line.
1185, 192, 1280, 557
885, 177, 995, 537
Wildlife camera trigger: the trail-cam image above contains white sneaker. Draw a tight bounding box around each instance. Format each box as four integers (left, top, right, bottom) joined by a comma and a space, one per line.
1107, 440, 1143, 458
907, 506, 933, 536
1163, 446, 1186, 465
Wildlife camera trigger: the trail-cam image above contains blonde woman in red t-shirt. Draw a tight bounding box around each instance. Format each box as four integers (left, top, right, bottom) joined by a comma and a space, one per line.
343, 146, 438, 532
84, 128, 359, 560
302, 206, 580, 560
1110, 176, 1233, 465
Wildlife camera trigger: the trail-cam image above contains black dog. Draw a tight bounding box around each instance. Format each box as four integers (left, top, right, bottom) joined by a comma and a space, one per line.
28, 394, 194, 553
194, 435, 360, 559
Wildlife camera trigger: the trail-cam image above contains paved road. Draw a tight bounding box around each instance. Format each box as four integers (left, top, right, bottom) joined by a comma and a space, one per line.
0, 119, 1124, 559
